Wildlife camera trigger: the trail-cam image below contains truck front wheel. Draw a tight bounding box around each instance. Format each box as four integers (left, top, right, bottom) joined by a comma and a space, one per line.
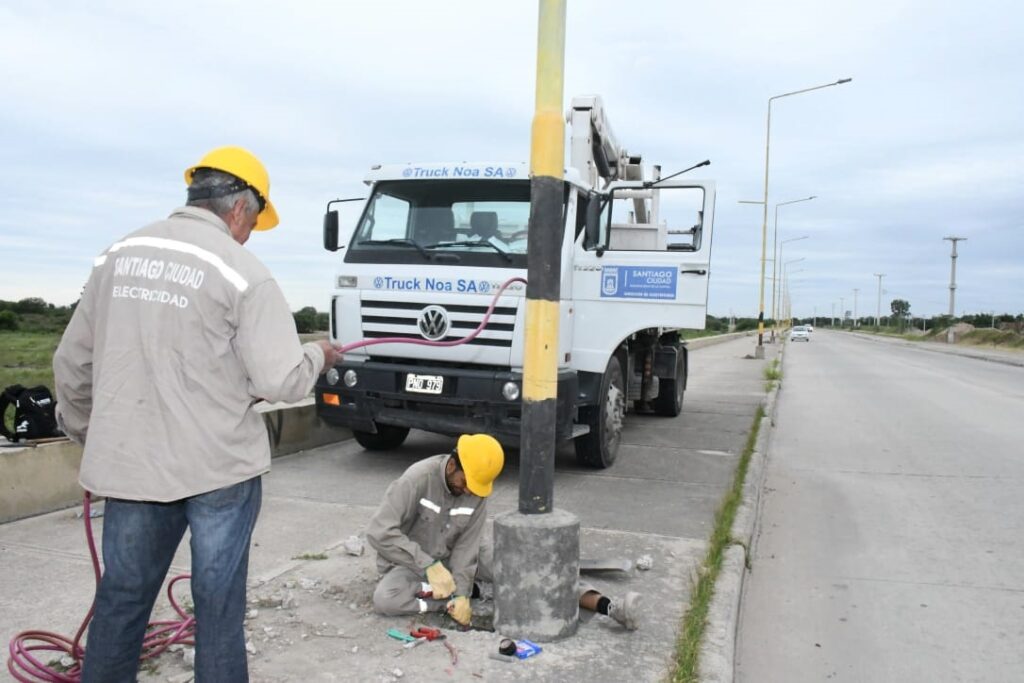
653, 350, 686, 417
575, 356, 626, 469
352, 423, 410, 451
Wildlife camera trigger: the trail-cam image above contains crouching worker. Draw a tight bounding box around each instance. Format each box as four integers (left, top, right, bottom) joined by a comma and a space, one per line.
366, 433, 502, 624
366, 433, 641, 630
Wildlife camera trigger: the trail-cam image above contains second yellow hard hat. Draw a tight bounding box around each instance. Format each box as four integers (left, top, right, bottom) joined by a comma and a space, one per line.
457, 434, 505, 498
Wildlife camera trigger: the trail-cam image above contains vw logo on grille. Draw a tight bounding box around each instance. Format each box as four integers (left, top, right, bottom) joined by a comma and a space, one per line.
418, 305, 450, 341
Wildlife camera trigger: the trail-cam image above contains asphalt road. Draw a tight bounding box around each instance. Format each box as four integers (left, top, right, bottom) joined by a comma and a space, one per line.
736, 330, 1024, 682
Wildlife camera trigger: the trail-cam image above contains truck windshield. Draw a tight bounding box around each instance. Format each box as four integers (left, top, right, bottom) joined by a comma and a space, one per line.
346, 179, 532, 267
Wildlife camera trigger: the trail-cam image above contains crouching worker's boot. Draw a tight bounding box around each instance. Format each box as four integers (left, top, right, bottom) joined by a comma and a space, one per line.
607, 592, 641, 630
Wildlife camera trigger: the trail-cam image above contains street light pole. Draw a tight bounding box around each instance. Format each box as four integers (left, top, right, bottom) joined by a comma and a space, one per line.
943, 236, 966, 343
754, 78, 852, 359
840, 296, 845, 327
782, 258, 805, 327
853, 288, 859, 328
770, 196, 815, 342
777, 234, 809, 338
874, 273, 885, 327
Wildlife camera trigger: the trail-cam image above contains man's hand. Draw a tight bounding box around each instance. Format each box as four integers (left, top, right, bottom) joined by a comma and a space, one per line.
425, 561, 456, 599
316, 340, 341, 372
446, 595, 471, 625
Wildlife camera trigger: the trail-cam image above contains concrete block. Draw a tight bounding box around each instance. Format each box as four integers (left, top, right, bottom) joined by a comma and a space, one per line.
493, 508, 580, 641
0, 440, 83, 523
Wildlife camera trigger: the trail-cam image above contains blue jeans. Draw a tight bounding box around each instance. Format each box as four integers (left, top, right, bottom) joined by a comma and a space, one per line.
81, 477, 262, 683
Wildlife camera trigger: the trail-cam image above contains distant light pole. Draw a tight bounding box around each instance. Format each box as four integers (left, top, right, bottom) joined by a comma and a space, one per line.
783, 258, 805, 325
769, 197, 815, 342
753, 77, 852, 359
874, 273, 885, 327
831, 301, 836, 327
943, 236, 966, 343
776, 235, 809, 338
840, 296, 846, 327
785, 268, 805, 321
853, 288, 860, 328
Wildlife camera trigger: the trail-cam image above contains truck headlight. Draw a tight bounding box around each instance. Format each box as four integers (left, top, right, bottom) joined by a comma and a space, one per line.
501, 381, 520, 401
343, 369, 359, 387
337, 275, 358, 288
326, 368, 340, 385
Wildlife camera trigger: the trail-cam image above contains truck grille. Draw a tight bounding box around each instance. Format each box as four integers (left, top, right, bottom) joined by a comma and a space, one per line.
360, 299, 517, 348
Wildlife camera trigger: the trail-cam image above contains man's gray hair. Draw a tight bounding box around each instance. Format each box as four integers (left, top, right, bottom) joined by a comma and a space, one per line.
186, 168, 259, 218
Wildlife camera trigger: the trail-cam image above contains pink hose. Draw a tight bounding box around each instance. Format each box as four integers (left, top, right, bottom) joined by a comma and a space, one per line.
6, 276, 527, 681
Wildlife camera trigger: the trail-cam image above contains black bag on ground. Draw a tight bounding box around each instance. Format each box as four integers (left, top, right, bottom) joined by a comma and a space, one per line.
0, 384, 62, 442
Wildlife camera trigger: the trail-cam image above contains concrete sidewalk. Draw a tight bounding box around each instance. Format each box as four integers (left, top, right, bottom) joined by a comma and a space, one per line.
2, 335, 774, 682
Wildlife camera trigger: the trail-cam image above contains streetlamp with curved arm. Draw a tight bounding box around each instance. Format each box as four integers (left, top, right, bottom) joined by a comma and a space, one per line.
754, 77, 852, 358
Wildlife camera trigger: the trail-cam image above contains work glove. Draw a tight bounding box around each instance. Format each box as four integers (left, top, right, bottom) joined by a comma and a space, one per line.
446, 595, 472, 626
425, 561, 456, 599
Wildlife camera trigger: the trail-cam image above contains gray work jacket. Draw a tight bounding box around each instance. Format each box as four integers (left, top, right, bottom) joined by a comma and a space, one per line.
365, 454, 487, 596
53, 206, 325, 502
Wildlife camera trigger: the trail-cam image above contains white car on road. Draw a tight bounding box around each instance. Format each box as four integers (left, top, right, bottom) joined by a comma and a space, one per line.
790, 326, 811, 342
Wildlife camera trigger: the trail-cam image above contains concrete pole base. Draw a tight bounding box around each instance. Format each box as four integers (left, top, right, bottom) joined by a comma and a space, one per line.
493, 508, 580, 641
754, 345, 766, 359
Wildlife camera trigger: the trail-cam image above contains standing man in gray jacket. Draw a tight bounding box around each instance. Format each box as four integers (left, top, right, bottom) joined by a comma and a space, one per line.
53, 146, 339, 683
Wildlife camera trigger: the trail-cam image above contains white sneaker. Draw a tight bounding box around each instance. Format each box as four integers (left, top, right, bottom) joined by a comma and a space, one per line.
607, 592, 641, 630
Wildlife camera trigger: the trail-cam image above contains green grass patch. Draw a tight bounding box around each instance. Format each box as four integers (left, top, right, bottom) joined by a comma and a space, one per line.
0, 331, 61, 391
763, 359, 781, 382
671, 404, 765, 682
292, 552, 328, 561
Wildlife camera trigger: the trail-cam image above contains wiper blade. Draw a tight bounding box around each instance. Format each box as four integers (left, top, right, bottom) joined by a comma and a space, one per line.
356, 238, 431, 260
427, 239, 513, 263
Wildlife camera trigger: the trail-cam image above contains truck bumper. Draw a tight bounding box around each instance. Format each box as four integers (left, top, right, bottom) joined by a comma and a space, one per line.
315, 360, 578, 447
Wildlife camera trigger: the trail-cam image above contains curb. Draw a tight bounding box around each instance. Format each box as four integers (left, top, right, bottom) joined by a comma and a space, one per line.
698, 343, 783, 682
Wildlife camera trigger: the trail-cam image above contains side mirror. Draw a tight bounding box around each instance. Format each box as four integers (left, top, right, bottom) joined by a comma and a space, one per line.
323, 210, 339, 252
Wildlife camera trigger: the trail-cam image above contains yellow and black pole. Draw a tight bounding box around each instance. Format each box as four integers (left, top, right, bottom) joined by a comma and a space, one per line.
519, 0, 566, 515
493, 0, 580, 641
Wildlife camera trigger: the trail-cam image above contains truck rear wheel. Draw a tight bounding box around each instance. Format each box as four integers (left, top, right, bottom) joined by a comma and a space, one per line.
352, 423, 410, 451
575, 356, 625, 469
653, 350, 686, 417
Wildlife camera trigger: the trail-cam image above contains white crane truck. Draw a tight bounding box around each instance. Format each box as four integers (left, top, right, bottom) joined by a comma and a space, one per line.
316, 95, 716, 468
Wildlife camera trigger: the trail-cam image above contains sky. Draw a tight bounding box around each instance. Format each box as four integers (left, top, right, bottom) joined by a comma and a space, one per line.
1, 0, 1021, 320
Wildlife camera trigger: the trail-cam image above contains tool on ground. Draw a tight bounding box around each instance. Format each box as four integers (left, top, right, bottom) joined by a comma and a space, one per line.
410, 626, 445, 641
402, 637, 427, 649
497, 638, 516, 656
514, 639, 543, 660
579, 558, 633, 574
386, 628, 417, 643
488, 652, 516, 664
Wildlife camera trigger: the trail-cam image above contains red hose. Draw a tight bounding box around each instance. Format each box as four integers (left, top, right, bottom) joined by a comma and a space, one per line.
6, 276, 527, 681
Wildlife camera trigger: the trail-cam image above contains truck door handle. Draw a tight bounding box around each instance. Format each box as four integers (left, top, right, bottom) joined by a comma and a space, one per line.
680, 269, 707, 275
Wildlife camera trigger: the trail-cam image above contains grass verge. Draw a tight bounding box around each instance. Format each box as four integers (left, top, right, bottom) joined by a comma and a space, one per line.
671, 403, 766, 682
0, 331, 61, 391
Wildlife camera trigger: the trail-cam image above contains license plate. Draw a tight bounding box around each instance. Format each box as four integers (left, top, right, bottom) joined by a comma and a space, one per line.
405, 373, 444, 395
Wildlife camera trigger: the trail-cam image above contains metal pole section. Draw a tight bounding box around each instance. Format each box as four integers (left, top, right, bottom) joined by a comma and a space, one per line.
943, 236, 966, 344
831, 302, 835, 327
876, 272, 884, 325
519, 0, 566, 514
769, 202, 778, 344
840, 296, 845, 327
853, 288, 859, 327
755, 100, 773, 358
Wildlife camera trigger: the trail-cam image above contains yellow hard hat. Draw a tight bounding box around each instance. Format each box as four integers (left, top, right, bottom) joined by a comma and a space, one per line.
184, 146, 279, 231
456, 434, 504, 498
